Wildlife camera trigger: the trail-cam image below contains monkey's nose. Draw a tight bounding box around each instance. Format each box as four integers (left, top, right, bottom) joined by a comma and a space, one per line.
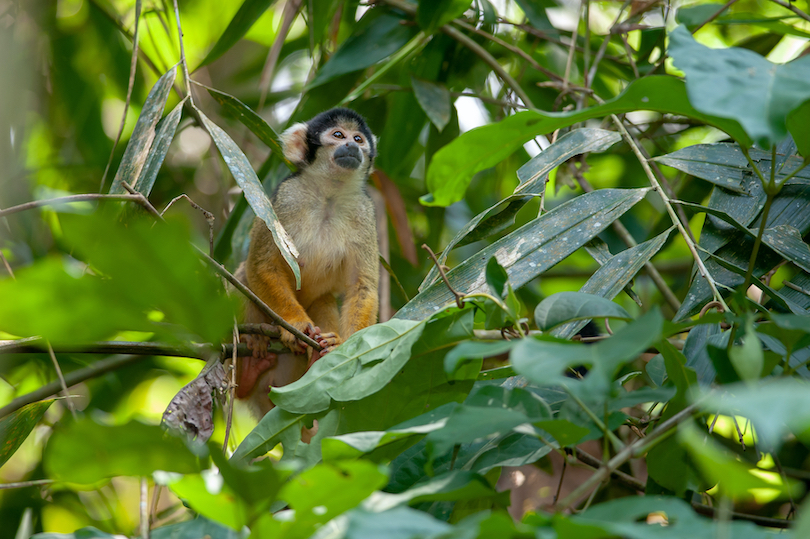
334, 143, 362, 170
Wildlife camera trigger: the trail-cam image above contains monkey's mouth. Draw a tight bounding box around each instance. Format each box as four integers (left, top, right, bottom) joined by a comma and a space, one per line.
334, 145, 362, 170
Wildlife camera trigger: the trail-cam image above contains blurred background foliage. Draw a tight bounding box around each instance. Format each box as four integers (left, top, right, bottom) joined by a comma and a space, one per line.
3, 0, 810, 536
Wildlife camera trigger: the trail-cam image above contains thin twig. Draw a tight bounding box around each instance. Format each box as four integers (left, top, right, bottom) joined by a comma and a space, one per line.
222, 322, 238, 453
0, 479, 54, 490
768, 0, 810, 24
0, 194, 146, 218
609, 113, 728, 312
0, 250, 15, 279
422, 244, 465, 308
258, 0, 303, 110
161, 194, 215, 257
692, 0, 739, 33
120, 181, 164, 220
100, 0, 142, 193
574, 448, 645, 491
557, 404, 698, 509
47, 342, 77, 419
140, 477, 150, 539
149, 485, 161, 527
171, 0, 193, 100
553, 456, 568, 504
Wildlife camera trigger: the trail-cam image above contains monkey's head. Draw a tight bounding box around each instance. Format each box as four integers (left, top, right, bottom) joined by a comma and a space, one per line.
280, 108, 377, 180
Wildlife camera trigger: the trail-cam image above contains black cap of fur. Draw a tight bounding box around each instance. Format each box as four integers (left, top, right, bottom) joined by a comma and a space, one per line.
304, 108, 376, 164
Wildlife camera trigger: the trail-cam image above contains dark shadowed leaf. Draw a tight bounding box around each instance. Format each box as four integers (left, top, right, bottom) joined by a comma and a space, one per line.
411, 77, 451, 131
198, 110, 301, 288
309, 10, 419, 88
534, 292, 631, 331
110, 66, 176, 194
150, 517, 243, 539
0, 400, 53, 468
417, 0, 470, 34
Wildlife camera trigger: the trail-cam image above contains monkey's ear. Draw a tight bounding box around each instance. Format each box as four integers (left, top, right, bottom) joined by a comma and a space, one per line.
280, 123, 309, 165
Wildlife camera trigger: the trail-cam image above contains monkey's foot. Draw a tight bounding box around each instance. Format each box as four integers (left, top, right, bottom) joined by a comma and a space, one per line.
305, 326, 342, 368
243, 333, 276, 361
235, 352, 277, 399
281, 321, 316, 355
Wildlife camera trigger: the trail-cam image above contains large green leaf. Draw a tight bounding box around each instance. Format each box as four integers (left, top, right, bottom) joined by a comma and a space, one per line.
198, 0, 280, 67
44, 419, 205, 483
270, 318, 425, 413
420, 127, 621, 290
308, 10, 419, 88
198, 110, 301, 288
135, 99, 184, 197
150, 518, 242, 539
365, 470, 505, 511
399, 188, 649, 321
416, 0, 469, 34
109, 66, 177, 194
424, 76, 750, 207
669, 25, 810, 149
0, 400, 52, 468
533, 292, 631, 332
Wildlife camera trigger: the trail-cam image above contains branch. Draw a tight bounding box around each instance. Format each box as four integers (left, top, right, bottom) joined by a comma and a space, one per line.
0, 194, 146, 218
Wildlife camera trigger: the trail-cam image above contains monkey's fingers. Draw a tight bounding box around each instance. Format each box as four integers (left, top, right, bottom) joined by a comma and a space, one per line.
244, 334, 275, 361
315, 332, 341, 358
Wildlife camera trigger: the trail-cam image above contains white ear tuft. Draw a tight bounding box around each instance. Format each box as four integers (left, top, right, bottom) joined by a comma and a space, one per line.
279, 123, 309, 165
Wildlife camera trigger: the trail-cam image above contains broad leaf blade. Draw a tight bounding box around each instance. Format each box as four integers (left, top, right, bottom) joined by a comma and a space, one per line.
110, 66, 177, 194
411, 77, 451, 132
198, 110, 301, 288
399, 188, 650, 321
669, 25, 810, 149
425, 76, 750, 207
534, 292, 631, 332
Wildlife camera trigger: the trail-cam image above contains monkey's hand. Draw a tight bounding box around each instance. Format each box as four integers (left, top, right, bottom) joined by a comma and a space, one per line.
305, 325, 342, 368
280, 319, 317, 355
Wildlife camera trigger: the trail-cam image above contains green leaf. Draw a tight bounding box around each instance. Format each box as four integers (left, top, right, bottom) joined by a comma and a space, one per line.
417, 0, 470, 34
270, 319, 425, 413
31, 528, 118, 539
679, 422, 797, 500
552, 229, 673, 339
425, 76, 750, 207
198, 110, 301, 288
206, 86, 291, 168
515, 0, 555, 32
134, 99, 184, 197
199, 0, 280, 67
365, 471, 504, 511
728, 315, 764, 381
669, 25, 810, 149
534, 419, 590, 447
230, 408, 306, 464
411, 77, 451, 132
420, 128, 620, 290
44, 419, 205, 483
309, 10, 419, 88
169, 474, 249, 529
0, 400, 53, 468
399, 188, 649, 320
279, 461, 388, 536
109, 66, 177, 194
700, 378, 810, 449
534, 292, 631, 331
150, 517, 243, 539
331, 506, 452, 539
760, 224, 810, 273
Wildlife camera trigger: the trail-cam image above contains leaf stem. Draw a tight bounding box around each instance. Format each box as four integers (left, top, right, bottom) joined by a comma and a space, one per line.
563, 386, 625, 451
171, 0, 193, 102
609, 114, 729, 312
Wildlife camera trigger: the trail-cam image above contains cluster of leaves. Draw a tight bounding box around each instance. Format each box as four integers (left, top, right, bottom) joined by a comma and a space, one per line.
4, 0, 810, 538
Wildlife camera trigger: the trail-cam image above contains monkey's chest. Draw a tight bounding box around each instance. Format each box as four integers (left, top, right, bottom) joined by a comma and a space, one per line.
286, 207, 357, 290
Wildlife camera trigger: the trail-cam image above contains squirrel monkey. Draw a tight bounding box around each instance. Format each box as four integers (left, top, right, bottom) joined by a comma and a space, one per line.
235, 108, 380, 416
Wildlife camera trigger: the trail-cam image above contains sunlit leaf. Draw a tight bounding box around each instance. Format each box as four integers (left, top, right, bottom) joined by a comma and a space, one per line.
135, 99, 184, 197
199, 0, 280, 67
669, 25, 810, 149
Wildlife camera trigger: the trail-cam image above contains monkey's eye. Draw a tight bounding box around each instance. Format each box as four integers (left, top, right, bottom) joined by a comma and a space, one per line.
354, 135, 363, 143
332, 130, 344, 139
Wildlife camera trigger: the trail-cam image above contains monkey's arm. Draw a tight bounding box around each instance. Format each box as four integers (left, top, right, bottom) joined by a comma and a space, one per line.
340, 211, 380, 338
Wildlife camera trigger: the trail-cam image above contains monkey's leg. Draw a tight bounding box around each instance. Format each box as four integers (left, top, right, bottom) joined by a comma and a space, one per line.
340, 276, 379, 339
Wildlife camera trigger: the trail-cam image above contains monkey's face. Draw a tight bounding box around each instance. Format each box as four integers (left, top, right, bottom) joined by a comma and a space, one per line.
321, 123, 371, 171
